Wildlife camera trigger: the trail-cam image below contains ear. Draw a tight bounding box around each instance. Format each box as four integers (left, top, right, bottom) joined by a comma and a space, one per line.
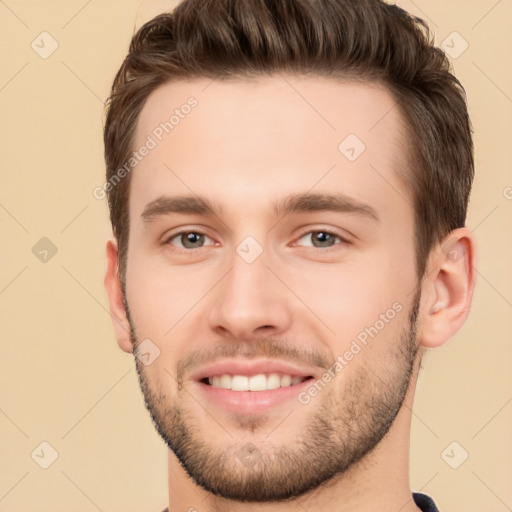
419, 227, 477, 348
104, 238, 133, 353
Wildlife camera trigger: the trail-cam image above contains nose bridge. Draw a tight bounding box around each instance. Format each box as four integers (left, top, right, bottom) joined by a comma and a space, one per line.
207, 240, 293, 339
228, 257, 263, 302
223, 246, 274, 314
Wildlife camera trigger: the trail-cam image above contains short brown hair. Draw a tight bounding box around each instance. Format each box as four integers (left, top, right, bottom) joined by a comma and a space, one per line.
104, 0, 473, 284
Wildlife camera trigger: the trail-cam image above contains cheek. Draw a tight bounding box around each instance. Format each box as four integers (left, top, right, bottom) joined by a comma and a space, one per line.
124, 254, 216, 339
282, 248, 414, 342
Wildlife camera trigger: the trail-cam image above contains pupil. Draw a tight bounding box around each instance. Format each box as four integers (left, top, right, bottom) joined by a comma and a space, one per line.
314, 232, 333, 247
183, 232, 203, 248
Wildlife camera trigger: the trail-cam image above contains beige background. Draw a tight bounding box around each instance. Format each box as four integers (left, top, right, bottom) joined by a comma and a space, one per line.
1, 0, 511, 510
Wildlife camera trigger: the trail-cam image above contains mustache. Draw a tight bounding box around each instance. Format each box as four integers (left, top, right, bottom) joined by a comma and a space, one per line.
175, 337, 331, 383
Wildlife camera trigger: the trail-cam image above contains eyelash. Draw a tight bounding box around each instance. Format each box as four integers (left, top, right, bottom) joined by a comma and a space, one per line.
164, 228, 349, 252
293, 229, 349, 251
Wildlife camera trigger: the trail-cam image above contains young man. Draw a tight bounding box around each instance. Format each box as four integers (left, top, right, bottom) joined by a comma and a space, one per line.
103, 1, 476, 510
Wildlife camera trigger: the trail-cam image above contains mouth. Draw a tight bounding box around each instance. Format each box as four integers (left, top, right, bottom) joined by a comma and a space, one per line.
190, 359, 319, 413
195, 374, 316, 414
200, 373, 315, 391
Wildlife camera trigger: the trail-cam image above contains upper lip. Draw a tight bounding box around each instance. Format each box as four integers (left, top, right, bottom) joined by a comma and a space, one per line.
190, 358, 318, 382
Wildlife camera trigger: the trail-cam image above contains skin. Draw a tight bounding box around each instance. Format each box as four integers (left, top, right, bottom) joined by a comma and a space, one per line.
104, 75, 476, 512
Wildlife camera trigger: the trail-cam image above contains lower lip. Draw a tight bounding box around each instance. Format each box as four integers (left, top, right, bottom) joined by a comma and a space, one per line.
194, 378, 314, 413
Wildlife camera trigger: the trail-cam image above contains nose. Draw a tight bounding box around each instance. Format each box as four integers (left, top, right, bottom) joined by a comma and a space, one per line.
207, 248, 294, 341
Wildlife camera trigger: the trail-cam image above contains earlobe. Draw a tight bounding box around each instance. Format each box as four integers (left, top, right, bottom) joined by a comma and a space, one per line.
419, 228, 477, 348
104, 238, 133, 353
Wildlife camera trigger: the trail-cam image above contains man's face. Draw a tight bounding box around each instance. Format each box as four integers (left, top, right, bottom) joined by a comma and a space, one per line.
123, 75, 421, 501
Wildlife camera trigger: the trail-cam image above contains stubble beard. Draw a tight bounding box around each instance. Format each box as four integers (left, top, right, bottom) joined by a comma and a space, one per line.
128, 291, 421, 502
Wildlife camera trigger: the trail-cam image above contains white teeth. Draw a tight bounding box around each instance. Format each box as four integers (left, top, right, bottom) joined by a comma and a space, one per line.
206, 373, 307, 391
220, 374, 232, 389
267, 373, 281, 390
248, 373, 267, 391
280, 374, 291, 387
231, 375, 249, 391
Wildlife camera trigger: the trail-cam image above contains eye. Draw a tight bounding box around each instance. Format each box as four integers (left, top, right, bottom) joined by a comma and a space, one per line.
166, 231, 215, 249
295, 230, 346, 249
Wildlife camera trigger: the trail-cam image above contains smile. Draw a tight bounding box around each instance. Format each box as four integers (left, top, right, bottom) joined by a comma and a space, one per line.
203, 373, 312, 391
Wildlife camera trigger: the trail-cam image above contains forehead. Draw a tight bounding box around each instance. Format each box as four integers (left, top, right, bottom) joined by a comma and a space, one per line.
130, 75, 411, 221
135, 75, 406, 150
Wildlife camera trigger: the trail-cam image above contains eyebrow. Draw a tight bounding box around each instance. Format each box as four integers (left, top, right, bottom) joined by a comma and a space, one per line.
141, 192, 380, 223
